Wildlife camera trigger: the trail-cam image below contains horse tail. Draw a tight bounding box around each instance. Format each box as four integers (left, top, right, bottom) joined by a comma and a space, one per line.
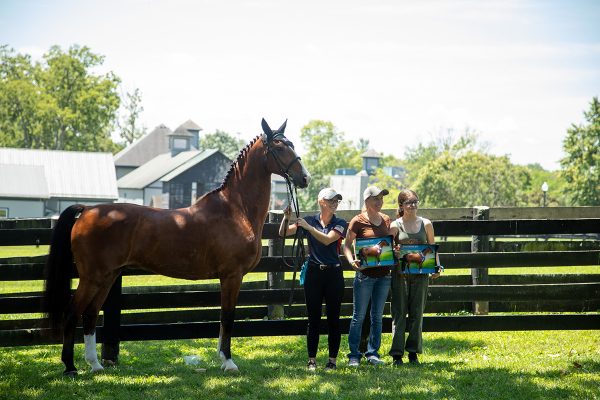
43, 204, 84, 333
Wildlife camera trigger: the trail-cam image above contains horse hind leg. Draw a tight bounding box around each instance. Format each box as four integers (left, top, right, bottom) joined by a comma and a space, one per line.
81, 278, 121, 373
218, 275, 243, 372
61, 282, 101, 376
82, 312, 103, 373
61, 300, 79, 376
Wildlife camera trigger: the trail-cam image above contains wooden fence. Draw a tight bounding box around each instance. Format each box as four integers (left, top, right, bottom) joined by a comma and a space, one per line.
1, 206, 599, 353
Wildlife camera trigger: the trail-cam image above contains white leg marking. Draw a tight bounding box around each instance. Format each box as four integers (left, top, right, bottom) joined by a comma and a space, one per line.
84, 333, 104, 372
219, 351, 239, 372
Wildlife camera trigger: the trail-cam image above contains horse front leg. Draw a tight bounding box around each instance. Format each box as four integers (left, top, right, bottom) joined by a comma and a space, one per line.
218, 275, 242, 372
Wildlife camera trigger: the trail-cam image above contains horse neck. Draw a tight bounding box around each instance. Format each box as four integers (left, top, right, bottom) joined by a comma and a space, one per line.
222, 140, 272, 226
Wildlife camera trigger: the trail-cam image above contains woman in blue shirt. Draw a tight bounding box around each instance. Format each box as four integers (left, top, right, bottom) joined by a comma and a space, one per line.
279, 187, 348, 371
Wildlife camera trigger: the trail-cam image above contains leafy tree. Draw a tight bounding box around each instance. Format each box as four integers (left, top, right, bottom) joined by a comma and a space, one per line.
370, 167, 404, 209
522, 163, 567, 206
199, 129, 245, 160
402, 128, 485, 188
298, 120, 362, 210
414, 151, 530, 207
357, 138, 370, 152
560, 97, 600, 205
0, 44, 121, 152
117, 88, 146, 145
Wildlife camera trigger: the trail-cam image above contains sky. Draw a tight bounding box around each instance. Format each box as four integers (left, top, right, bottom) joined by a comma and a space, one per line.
1, 0, 599, 171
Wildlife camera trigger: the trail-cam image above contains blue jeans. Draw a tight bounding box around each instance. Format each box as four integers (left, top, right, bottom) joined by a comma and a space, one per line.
347, 272, 391, 360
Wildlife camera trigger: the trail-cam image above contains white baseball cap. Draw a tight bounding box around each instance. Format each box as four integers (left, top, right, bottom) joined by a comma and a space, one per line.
363, 186, 389, 200
318, 187, 343, 201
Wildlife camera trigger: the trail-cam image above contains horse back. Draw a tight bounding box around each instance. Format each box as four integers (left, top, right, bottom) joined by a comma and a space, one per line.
71, 200, 263, 280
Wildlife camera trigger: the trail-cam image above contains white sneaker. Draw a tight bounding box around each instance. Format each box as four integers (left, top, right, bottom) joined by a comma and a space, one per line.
367, 355, 385, 366
348, 358, 360, 367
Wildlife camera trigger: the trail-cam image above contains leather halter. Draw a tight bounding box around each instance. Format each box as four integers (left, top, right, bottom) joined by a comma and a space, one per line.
266, 135, 302, 182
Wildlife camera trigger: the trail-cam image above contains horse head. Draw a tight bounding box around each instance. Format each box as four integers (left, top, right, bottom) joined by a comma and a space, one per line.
261, 119, 310, 188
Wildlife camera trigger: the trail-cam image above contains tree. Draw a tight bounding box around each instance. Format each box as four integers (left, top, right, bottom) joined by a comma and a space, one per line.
522, 163, 567, 206
117, 88, 146, 145
560, 97, 600, 205
370, 167, 404, 209
413, 151, 530, 207
0, 44, 121, 152
357, 138, 370, 152
298, 120, 363, 210
199, 130, 245, 160
402, 128, 484, 188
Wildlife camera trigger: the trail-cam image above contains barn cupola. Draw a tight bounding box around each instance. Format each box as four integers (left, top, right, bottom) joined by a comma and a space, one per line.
169, 120, 202, 156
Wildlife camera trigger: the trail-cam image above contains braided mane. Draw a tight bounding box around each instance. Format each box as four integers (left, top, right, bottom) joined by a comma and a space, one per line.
205, 134, 264, 196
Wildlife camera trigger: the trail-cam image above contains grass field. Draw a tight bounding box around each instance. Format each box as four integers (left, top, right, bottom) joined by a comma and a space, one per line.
1, 245, 599, 399
0, 331, 598, 400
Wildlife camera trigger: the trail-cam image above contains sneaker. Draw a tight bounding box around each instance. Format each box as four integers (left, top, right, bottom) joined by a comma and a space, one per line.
367, 355, 385, 366
408, 353, 420, 364
307, 360, 317, 371
324, 361, 337, 371
348, 358, 360, 367
392, 356, 403, 366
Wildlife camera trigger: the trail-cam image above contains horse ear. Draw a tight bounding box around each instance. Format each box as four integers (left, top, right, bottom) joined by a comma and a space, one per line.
261, 118, 273, 141
275, 119, 287, 135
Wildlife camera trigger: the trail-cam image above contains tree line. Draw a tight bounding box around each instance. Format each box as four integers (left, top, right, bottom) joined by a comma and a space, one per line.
1, 45, 597, 207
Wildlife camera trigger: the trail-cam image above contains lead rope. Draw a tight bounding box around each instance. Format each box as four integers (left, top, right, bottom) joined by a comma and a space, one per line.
279, 181, 306, 307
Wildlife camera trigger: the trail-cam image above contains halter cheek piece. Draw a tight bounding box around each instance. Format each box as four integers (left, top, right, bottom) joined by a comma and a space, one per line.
266, 134, 302, 181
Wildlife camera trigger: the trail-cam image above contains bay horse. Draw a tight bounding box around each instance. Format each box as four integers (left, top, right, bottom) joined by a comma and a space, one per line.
402, 246, 434, 272
358, 240, 389, 266
43, 119, 309, 376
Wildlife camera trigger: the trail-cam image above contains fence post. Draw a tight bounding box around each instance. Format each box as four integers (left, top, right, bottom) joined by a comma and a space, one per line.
471, 206, 490, 315
267, 211, 285, 320
101, 273, 122, 364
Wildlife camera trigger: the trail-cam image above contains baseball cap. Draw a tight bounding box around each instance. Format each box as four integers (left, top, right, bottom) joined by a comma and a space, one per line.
363, 186, 389, 200
318, 187, 343, 201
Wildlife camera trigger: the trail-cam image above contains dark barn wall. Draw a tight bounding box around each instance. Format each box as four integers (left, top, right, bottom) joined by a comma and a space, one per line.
163, 152, 232, 208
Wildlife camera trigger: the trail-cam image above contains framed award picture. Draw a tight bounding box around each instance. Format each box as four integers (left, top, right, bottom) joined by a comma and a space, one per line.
354, 235, 397, 268
398, 243, 442, 274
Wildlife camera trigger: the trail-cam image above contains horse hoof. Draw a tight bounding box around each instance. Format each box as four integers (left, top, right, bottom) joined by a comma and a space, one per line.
90, 364, 104, 373
221, 359, 239, 372
63, 370, 78, 378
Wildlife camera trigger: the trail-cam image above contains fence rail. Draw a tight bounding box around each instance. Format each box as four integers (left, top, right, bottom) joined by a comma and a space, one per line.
0, 206, 598, 349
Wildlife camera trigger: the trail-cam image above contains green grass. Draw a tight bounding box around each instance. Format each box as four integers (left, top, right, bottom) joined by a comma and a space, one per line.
0, 331, 598, 400
0, 245, 49, 258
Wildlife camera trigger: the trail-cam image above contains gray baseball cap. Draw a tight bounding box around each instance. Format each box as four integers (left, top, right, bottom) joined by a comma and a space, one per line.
363, 186, 389, 200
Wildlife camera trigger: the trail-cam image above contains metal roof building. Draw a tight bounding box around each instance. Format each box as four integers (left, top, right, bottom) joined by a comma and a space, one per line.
0, 148, 118, 218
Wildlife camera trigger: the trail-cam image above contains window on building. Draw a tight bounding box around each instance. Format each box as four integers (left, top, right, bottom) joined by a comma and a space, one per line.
169, 182, 185, 209
0, 207, 8, 218
173, 138, 189, 150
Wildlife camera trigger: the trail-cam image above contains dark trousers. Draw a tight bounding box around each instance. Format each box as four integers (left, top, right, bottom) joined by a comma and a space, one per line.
304, 263, 345, 358
389, 272, 429, 356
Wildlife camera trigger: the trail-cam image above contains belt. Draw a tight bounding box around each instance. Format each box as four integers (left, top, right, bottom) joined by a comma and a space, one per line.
309, 261, 341, 270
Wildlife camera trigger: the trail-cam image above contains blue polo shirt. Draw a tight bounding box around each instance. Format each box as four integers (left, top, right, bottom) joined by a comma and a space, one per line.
302, 214, 348, 265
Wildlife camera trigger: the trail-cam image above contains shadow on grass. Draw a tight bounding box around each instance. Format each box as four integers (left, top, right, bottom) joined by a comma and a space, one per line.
1, 335, 598, 400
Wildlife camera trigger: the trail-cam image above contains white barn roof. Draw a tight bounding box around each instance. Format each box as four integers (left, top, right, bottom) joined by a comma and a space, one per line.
0, 148, 118, 200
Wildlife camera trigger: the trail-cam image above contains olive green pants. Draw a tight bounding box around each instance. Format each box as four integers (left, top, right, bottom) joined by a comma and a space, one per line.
389, 272, 429, 357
